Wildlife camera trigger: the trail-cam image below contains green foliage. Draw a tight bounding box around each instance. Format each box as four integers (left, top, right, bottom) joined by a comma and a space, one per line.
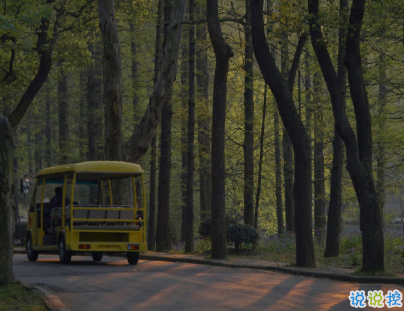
384, 229, 404, 256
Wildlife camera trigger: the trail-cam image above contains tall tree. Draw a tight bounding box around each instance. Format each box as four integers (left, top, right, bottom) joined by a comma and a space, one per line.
179, 4, 189, 240
243, 0, 254, 226
185, 0, 196, 253
58, 61, 69, 164
254, 85, 267, 229
94, 40, 105, 160
79, 70, 87, 161
324, 0, 347, 257
0, 0, 66, 285
308, 0, 385, 271
313, 71, 326, 240
148, 0, 164, 252
98, 0, 123, 161
207, 0, 234, 260
87, 38, 97, 161
45, 82, 52, 167
156, 0, 174, 252
125, 0, 186, 162
130, 23, 140, 124
0, 117, 15, 285
304, 50, 312, 237
180, 29, 189, 242
251, 0, 314, 267
279, 30, 289, 237
376, 55, 387, 228
196, 2, 211, 221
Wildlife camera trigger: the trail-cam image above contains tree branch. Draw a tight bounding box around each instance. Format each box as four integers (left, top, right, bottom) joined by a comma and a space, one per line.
288, 32, 308, 90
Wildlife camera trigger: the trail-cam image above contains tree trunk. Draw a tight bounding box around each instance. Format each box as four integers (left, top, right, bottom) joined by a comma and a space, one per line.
0, 0, 60, 286
0, 116, 15, 285
280, 32, 289, 236
283, 131, 292, 235
254, 85, 267, 229
12, 141, 19, 223
180, 32, 189, 242
185, 0, 196, 253
304, 50, 312, 236
45, 82, 52, 166
196, 2, 211, 221
27, 125, 33, 174
156, 0, 174, 252
34, 131, 42, 173
94, 40, 105, 160
309, 0, 384, 271
251, 0, 315, 267
207, 0, 234, 260
156, 94, 172, 252
324, 130, 344, 256
148, 0, 165, 251
274, 107, 286, 232
7, 2, 57, 128
148, 136, 157, 250
87, 39, 97, 161
344, 1, 384, 270
79, 70, 87, 161
324, 0, 347, 257
130, 23, 141, 124
125, 0, 186, 162
376, 53, 387, 228
98, 0, 123, 161
58, 61, 69, 164
313, 71, 326, 240
243, 0, 254, 226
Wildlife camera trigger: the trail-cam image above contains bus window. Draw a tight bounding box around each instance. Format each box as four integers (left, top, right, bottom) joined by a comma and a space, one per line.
73, 180, 99, 205
101, 176, 134, 206
73, 175, 134, 207
29, 180, 40, 213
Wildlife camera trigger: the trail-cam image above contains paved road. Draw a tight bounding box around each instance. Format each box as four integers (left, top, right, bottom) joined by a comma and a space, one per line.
13, 253, 404, 310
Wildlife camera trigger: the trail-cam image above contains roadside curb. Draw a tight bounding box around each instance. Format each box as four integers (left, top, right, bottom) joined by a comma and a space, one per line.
139, 254, 404, 286
21, 282, 71, 311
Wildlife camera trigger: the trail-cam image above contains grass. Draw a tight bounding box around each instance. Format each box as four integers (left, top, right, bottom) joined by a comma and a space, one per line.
0, 282, 48, 311
193, 226, 404, 277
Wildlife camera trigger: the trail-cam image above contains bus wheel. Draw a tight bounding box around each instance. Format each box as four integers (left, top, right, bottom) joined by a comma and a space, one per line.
26, 236, 38, 261
91, 252, 103, 262
59, 238, 71, 264
127, 252, 139, 265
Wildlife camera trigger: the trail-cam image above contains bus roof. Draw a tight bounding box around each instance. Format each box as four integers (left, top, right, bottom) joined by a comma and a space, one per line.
37, 161, 143, 176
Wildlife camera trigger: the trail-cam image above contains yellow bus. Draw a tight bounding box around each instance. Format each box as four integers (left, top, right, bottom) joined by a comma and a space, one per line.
26, 161, 147, 265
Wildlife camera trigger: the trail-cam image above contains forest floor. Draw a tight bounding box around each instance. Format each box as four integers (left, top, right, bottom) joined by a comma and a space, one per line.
186, 224, 404, 277
224, 226, 404, 277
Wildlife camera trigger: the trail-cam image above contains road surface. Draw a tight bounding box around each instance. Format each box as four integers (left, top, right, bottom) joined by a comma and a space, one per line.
13, 253, 404, 310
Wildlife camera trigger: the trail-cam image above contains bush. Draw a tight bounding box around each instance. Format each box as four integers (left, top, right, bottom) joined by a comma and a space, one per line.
198, 216, 239, 238
227, 224, 259, 250
198, 217, 212, 239
198, 217, 259, 250
14, 222, 27, 246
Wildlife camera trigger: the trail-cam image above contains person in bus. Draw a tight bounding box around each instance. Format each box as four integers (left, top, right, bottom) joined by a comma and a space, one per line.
49, 187, 70, 210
